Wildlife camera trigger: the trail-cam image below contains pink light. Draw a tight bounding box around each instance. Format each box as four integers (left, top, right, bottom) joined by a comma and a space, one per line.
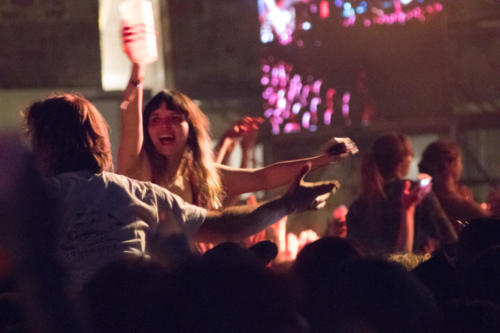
268, 93, 277, 106
343, 15, 356, 27
261, 60, 344, 135
345, 2, 443, 27
342, 92, 351, 118
324, 108, 333, 125
309, 3, 318, 14
313, 80, 323, 94
342, 92, 351, 103
277, 97, 287, 110
320, 1, 330, 18
264, 108, 274, 118
302, 112, 311, 128
310, 97, 321, 112
393, 0, 402, 14
284, 122, 300, 134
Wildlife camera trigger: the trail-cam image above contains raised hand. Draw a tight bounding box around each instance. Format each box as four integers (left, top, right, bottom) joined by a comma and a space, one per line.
284, 163, 339, 212
224, 117, 263, 140
401, 177, 432, 210
322, 137, 359, 160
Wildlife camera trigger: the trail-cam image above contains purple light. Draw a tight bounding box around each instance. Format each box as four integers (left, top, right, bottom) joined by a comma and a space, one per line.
302, 112, 311, 129
324, 109, 333, 125
284, 122, 300, 134
342, 92, 351, 118
261, 59, 351, 135
342, 92, 351, 103
313, 80, 323, 94
310, 97, 321, 112
344, 1, 444, 27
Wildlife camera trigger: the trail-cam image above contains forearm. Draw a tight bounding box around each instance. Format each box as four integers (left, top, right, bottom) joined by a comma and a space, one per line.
117, 63, 145, 173
395, 206, 415, 253
195, 196, 294, 243
215, 137, 235, 164
255, 154, 335, 190
219, 154, 337, 198
240, 145, 253, 169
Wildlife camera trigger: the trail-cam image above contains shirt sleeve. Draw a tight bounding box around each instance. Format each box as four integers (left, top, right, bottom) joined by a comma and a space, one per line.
153, 184, 207, 238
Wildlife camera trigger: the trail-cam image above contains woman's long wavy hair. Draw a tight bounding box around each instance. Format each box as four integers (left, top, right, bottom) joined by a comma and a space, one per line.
361, 132, 413, 204
24, 93, 113, 176
419, 140, 462, 195
142, 90, 223, 209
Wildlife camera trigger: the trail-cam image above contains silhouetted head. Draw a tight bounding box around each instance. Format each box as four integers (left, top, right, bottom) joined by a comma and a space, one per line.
24, 93, 112, 176
456, 217, 500, 269
362, 132, 413, 201
82, 257, 175, 333
462, 246, 500, 307
419, 140, 462, 183
329, 259, 439, 333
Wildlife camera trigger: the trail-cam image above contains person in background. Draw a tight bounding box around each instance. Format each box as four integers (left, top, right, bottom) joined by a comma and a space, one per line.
418, 140, 499, 228
326, 205, 348, 238
347, 132, 457, 255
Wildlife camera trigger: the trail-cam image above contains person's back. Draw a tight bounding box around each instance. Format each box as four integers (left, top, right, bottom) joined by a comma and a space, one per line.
47, 170, 205, 294
419, 140, 491, 223
347, 133, 456, 256
24, 93, 340, 298
348, 177, 455, 255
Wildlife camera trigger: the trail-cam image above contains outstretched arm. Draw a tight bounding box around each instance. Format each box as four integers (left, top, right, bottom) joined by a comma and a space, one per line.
195, 164, 339, 243
218, 137, 357, 197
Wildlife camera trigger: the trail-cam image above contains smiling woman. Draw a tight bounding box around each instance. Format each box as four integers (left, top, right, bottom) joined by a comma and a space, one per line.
118, 28, 359, 224
118, 79, 223, 209
118, 63, 358, 216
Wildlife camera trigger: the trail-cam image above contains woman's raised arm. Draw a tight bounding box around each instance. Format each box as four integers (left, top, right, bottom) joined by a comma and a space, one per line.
117, 63, 146, 176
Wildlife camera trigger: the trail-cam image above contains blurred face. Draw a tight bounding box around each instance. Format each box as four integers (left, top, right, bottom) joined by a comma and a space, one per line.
147, 103, 189, 158
397, 143, 414, 179
451, 155, 463, 180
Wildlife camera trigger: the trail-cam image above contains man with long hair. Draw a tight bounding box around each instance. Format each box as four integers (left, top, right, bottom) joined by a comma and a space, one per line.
24, 93, 338, 294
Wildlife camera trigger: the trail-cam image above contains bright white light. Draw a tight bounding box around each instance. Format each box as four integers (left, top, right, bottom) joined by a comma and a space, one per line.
260, 30, 274, 43
302, 21, 312, 30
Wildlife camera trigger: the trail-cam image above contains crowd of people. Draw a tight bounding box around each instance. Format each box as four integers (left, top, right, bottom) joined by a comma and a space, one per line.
0, 32, 499, 333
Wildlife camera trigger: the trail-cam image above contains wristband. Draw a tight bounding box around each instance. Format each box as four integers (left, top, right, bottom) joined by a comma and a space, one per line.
128, 79, 143, 88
